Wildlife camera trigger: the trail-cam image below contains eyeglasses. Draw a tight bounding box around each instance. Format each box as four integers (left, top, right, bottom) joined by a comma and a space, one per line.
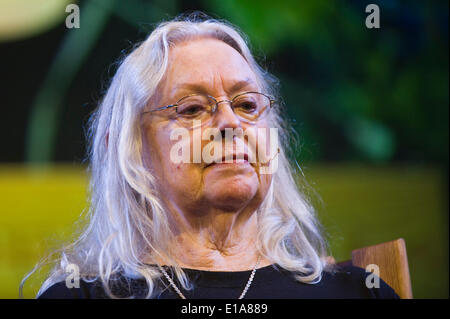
143, 91, 275, 128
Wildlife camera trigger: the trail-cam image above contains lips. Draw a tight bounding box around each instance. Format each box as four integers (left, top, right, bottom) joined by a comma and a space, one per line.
205, 153, 249, 167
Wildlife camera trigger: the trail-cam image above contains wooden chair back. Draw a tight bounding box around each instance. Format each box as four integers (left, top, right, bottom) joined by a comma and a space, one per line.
337, 238, 413, 299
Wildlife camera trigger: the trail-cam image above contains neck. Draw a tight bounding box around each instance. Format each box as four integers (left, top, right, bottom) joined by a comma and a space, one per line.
153, 202, 271, 271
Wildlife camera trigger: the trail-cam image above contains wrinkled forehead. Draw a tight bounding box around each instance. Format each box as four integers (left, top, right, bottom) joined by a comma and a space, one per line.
162, 38, 260, 101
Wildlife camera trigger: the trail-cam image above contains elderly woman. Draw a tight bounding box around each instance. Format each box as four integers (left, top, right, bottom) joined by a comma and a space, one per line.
31, 14, 398, 299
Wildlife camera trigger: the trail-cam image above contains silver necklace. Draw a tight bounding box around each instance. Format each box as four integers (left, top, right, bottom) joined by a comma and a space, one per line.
157, 255, 262, 299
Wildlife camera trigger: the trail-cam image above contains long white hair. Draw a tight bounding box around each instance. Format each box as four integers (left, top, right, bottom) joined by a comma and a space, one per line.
22, 12, 332, 299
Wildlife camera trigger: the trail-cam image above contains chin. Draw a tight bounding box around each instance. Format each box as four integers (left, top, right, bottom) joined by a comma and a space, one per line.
204, 178, 258, 211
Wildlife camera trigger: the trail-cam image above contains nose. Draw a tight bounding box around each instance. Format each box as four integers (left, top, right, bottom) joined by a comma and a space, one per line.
212, 99, 241, 136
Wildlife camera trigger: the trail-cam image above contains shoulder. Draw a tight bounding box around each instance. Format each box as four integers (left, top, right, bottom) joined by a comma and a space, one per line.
251, 264, 399, 299
321, 265, 400, 299
37, 278, 110, 299
38, 274, 150, 299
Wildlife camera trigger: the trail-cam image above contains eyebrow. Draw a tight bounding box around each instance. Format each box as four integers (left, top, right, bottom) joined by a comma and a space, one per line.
172, 78, 258, 99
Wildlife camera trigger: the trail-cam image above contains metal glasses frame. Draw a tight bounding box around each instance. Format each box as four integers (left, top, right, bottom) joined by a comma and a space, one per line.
142, 91, 276, 116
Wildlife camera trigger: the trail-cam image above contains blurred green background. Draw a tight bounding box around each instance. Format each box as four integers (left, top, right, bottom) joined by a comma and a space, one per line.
0, 0, 448, 298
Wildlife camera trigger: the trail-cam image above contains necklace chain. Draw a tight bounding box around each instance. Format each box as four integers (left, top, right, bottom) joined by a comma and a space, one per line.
157, 255, 262, 299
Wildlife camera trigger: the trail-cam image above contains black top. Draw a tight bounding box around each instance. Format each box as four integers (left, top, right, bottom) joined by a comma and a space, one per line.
37, 264, 399, 299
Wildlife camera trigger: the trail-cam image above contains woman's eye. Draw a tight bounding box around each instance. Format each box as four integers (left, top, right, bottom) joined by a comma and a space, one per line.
178, 105, 205, 116
236, 101, 257, 112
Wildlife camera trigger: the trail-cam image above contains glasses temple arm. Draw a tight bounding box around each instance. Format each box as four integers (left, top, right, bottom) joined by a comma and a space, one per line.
143, 104, 177, 114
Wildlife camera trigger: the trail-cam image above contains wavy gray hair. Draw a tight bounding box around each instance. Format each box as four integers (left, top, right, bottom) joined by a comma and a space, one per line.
22, 13, 331, 299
